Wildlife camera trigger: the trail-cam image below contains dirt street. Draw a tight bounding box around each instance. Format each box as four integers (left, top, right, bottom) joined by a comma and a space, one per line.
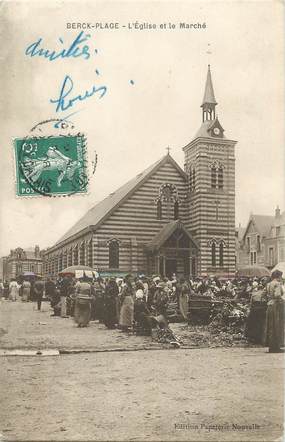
1, 349, 284, 442
0, 300, 155, 352
0, 300, 251, 351
0, 300, 284, 441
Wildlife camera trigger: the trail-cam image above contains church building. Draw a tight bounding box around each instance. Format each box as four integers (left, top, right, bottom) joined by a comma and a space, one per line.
43, 66, 237, 279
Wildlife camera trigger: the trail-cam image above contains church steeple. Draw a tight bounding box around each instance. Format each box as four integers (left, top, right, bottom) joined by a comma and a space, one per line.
201, 65, 217, 122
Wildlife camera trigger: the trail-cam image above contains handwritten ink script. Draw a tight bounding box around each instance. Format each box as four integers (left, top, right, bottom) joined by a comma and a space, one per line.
24, 32, 133, 124
50, 75, 107, 113
25, 31, 91, 61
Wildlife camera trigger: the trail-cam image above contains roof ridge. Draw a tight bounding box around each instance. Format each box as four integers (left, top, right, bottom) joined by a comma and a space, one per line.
53, 154, 185, 248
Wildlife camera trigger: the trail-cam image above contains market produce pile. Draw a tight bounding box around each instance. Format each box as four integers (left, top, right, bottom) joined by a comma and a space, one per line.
152, 327, 182, 347
171, 300, 252, 348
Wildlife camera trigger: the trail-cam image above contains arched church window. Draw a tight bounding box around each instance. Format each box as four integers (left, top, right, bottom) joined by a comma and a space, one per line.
189, 167, 196, 192
159, 183, 178, 202
68, 248, 72, 266
257, 235, 261, 252
219, 242, 224, 267
211, 166, 217, 189
211, 242, 216, 267
210, 161, 224, 190
73, 246, 78, 265
109, 240, 119, 269
59, 254, 63, 271
157, 200, 162, 220
88, 240, 93, 268
162, 186, 172, 200
174, 201, 179, 220
218, 167, 223, 189
79, 242, 85, 265
157, 184, 179, 221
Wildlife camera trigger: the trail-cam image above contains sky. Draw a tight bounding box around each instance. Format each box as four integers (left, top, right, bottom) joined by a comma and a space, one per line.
0, 0, 284, 256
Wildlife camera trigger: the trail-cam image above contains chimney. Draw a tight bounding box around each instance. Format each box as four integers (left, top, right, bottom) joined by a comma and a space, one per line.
275, 206, 281, 218
35, 245, 40, 258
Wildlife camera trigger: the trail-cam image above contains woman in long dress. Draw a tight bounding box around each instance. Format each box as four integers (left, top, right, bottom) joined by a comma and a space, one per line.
93, 278, 105, 322
134, 289, 153, 335
119, 275, 134, 332
103, 278, 119, 329
22, 280, 31, 302
74, 277, 93, 327
245, 282, 267, 344
263, 270, 284, 353
178, 278, 190, 321
9, 279, 19, 301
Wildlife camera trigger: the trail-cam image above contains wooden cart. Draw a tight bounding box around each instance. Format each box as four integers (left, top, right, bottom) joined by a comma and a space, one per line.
188, 295, 223, 324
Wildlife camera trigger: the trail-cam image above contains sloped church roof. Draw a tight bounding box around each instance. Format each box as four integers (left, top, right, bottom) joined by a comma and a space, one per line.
194, 118, 227, 140
55, 154, 186, 246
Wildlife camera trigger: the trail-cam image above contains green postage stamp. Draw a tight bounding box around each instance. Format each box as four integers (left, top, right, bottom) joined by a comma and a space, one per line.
14, 135, 88, 197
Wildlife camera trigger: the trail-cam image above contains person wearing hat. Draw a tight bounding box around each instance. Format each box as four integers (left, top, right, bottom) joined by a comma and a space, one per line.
153, 282, 169, 320
177, 277, 190, 321
34, 276, 45, 310
21, 278, 31, 302
147, 277, 160, 309
59, 276, 72, 318
134, 289, 153, 335
9, 279, 20, 302
263, 270, 284, 353
93, 277, 105, 322
119, 274, 135, 332
103, 277, 119, 329
74, 275, 94, 327
245, 280, 267, 344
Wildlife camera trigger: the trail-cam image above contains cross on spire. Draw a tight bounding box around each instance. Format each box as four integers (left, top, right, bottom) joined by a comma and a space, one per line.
166, 146, 171, 155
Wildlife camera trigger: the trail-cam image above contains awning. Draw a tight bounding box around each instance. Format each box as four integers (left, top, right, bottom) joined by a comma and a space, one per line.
74, 270, 99, 279
59, 265, 99, 279
236, 266, 270, 278
98, 271, 130, 278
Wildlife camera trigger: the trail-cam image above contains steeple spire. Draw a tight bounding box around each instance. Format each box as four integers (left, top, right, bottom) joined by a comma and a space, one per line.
201, 65, 217, 122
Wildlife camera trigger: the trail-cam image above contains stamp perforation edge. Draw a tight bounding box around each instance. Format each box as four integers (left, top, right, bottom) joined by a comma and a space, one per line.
12, 121, 94, 198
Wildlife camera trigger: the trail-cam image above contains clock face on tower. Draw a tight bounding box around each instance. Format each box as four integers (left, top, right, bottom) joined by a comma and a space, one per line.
213, 127, 220, 136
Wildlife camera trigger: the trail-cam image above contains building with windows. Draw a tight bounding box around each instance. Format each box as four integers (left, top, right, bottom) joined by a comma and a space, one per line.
43, 66, 237, 279
2, 246, 43, 281
237, 207, 284, 269
264, 207, 285, 268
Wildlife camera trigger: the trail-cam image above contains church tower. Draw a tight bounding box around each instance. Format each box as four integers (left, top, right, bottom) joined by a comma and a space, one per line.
183, 66, 237, 277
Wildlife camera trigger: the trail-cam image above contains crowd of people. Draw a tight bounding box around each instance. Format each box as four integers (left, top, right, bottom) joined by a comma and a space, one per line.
0, 270, 284, 352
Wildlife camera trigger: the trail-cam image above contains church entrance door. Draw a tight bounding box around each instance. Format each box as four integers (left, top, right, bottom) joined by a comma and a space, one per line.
146, 221, 199, 278
165, 259, 177, 278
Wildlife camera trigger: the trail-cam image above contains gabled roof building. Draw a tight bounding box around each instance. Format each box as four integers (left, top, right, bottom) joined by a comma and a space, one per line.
2, 246, 43, 281
44, 66, 237, 279
237, 207, 285, 269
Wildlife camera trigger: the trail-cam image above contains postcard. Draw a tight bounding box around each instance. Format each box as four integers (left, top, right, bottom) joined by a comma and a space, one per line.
0, 1, 284, 441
